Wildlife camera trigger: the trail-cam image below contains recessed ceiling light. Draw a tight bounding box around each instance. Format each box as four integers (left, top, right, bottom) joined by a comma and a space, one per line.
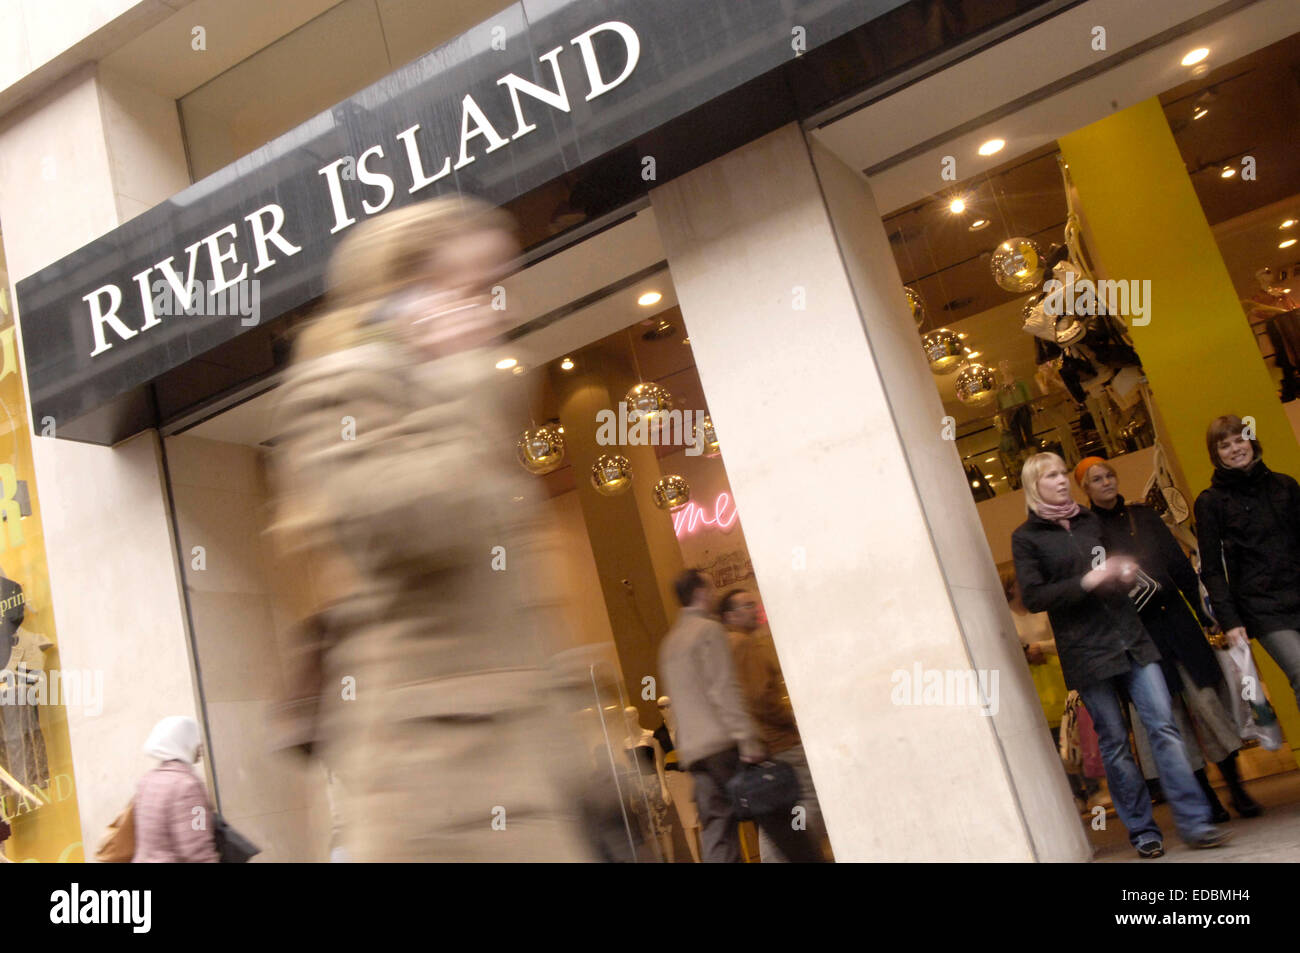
1220, 166, 1236, 178
638, 291, 663, 306
495, 357, 518, 370
971, 480, 980, 488
984, 473, 995, 480
978, 139, 1005, 157
1192, 106, 1208, 120
1283, 288, 1292, 294
560, 357, 574, 370
968, 218, 990, 231
949, 198, 966, 214
1281, 238, 1298, 249
511, 364, 526, 375
984, 456, 996, 463
1181, 47, 1209, 67
1281, 220, 1296, 229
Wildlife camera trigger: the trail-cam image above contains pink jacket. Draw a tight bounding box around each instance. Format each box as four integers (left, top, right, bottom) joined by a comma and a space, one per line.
132, 761, 220, 863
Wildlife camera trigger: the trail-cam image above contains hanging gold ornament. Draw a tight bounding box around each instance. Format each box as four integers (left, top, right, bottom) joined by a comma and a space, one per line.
625, 382, 673, 422
921, 328, 964, 374
990, 237, 1046, 293
652, 475, 691, 511
590, 454, 633, 496
955, 362, 997, 407
904, 286, 926, 328
516, 426, 565, 475
695, 415, 721, 458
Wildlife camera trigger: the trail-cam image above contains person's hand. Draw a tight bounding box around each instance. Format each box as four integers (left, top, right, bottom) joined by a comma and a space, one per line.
1225, 626, 1248, 647
1025, 643, 1045, 665
662, 787, 672, 807
739, 739, 767, 764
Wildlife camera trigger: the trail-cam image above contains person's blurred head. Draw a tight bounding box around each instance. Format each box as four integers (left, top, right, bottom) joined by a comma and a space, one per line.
1079, 458, 1119, 508
1207, 415, 1261, 471
718, 589, 759, 631
674, 569, 714, 609
1022, 452, 1073, 514
300, 196, 518, 360
144, 716, 203, 765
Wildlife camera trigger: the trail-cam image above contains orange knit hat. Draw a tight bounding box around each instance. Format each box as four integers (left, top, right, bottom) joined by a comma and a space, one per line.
1074, 455, 1109, 486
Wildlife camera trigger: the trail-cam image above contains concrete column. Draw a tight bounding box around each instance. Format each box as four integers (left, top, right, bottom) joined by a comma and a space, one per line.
0, 63, 198, 858
651, 123, 1089, 861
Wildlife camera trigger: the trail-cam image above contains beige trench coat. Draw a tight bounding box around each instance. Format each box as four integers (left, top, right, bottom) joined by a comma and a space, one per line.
271, 334, 591, 862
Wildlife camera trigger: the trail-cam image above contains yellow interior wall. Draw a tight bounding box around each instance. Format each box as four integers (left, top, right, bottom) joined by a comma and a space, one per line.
1060, 97, 1300, 765
0, 281, 84, 861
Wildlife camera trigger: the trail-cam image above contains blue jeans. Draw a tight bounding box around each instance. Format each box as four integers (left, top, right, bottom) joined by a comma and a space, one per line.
1258, 629, 1300, 707
1079, 662, 1214, 847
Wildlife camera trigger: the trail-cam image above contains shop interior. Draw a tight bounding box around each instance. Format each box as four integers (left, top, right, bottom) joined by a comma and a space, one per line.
824, 31, 1300, 850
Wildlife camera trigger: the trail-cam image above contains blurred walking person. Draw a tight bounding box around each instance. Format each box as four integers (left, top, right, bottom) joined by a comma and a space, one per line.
133, 716, 218, 863
269, 197, 591, 862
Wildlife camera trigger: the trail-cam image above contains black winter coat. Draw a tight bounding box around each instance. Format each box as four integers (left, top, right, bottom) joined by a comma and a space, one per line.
1012, 507, 1161, 690
1194, 459, 1300, 637
1090, 496, 1221, 692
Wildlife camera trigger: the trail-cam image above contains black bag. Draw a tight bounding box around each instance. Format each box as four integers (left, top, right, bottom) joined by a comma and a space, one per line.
213, 816, 261, 863
726, 760, 800, 820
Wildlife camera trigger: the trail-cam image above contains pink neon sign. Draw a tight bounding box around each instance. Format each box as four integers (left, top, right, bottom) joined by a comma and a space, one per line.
673, 492, 739, 537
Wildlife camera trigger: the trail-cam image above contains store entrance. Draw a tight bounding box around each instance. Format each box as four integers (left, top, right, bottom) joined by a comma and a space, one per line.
160, 205, 828, 862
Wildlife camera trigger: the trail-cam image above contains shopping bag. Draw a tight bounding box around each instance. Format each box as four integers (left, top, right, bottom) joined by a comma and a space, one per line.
1215, 643, 1285, 750
94, 801, 136, 863
213, 816, 261, 863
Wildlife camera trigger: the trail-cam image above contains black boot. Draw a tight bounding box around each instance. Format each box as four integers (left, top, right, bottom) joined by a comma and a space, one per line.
1146, 777, 1166, 805
1217, 752, 1262, 818
1193, 768, 1230, 823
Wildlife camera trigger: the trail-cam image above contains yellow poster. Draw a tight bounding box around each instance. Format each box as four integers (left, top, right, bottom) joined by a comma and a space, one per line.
0, 259, 83, 863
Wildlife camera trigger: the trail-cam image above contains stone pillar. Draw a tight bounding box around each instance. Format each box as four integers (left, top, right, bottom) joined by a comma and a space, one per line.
1061, 98, 1300, 763
651, 123, 1089, 861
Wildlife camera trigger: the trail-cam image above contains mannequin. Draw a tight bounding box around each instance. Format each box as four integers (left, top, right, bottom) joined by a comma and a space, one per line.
656, 695, 701, 863
0, 578, 50, 797
1246, 267, 1300, 401
622, 705, 673, 862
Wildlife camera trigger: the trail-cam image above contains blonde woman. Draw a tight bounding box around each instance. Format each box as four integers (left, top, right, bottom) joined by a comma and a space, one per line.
1011, 452, 1230, 857
269, 197, 591, 862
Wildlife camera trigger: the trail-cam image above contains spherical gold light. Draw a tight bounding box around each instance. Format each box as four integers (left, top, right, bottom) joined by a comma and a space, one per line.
516, 426, 565, 475
921, 328, 964, 374
990, 237, 1045, 292
625, 382, 673, 422
955, 362, 997, 407
695, 416, 721, 458
590, 454, 632, 496
652, 475, 691, 511
904, 286, 926, 328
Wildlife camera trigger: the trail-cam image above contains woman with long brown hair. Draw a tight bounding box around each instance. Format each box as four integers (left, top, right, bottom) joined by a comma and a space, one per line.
269, 197, 592, 862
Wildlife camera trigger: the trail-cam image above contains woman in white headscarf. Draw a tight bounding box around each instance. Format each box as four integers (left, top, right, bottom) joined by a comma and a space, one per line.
132, 716, 218, 862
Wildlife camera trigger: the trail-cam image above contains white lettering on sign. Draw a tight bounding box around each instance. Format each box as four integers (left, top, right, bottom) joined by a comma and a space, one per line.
80, 20, 642, 359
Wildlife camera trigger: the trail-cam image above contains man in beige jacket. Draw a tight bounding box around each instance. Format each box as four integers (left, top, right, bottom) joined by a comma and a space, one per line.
657, 570, 823, 862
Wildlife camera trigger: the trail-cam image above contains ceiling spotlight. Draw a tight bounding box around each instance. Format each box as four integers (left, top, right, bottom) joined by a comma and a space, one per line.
971, 480, 980, 488
978, 139, 1005, 157
560, 357, 575, 371
968, 218, 990, 231
638, 291, 663, 307
1220, 166, 1236, 178
495, 357, 518, 370
966, 350, 981, 359
1281, 239, 1298, 249
949, 198, 966, 214
1192, 106, 1208, 120
511, 364, 527, 375
1281, 220, 1296, 229
1181, 48, 1209, 66
984, 456, 996, 463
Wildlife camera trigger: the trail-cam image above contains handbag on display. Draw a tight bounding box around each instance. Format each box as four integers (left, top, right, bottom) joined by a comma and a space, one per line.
726, 759, 801, 820
94, 800, 136, 863
213, 816, 261, 863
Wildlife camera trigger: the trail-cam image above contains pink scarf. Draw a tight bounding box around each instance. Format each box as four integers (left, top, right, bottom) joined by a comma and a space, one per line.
1036, 499, 1080, 527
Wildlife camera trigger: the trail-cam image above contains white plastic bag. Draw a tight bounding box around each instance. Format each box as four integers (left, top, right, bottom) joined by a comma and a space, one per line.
1215, 642, 1285, 750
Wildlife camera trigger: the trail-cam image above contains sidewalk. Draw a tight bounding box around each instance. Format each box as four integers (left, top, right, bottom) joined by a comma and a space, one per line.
1092, 769, 1300, 862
